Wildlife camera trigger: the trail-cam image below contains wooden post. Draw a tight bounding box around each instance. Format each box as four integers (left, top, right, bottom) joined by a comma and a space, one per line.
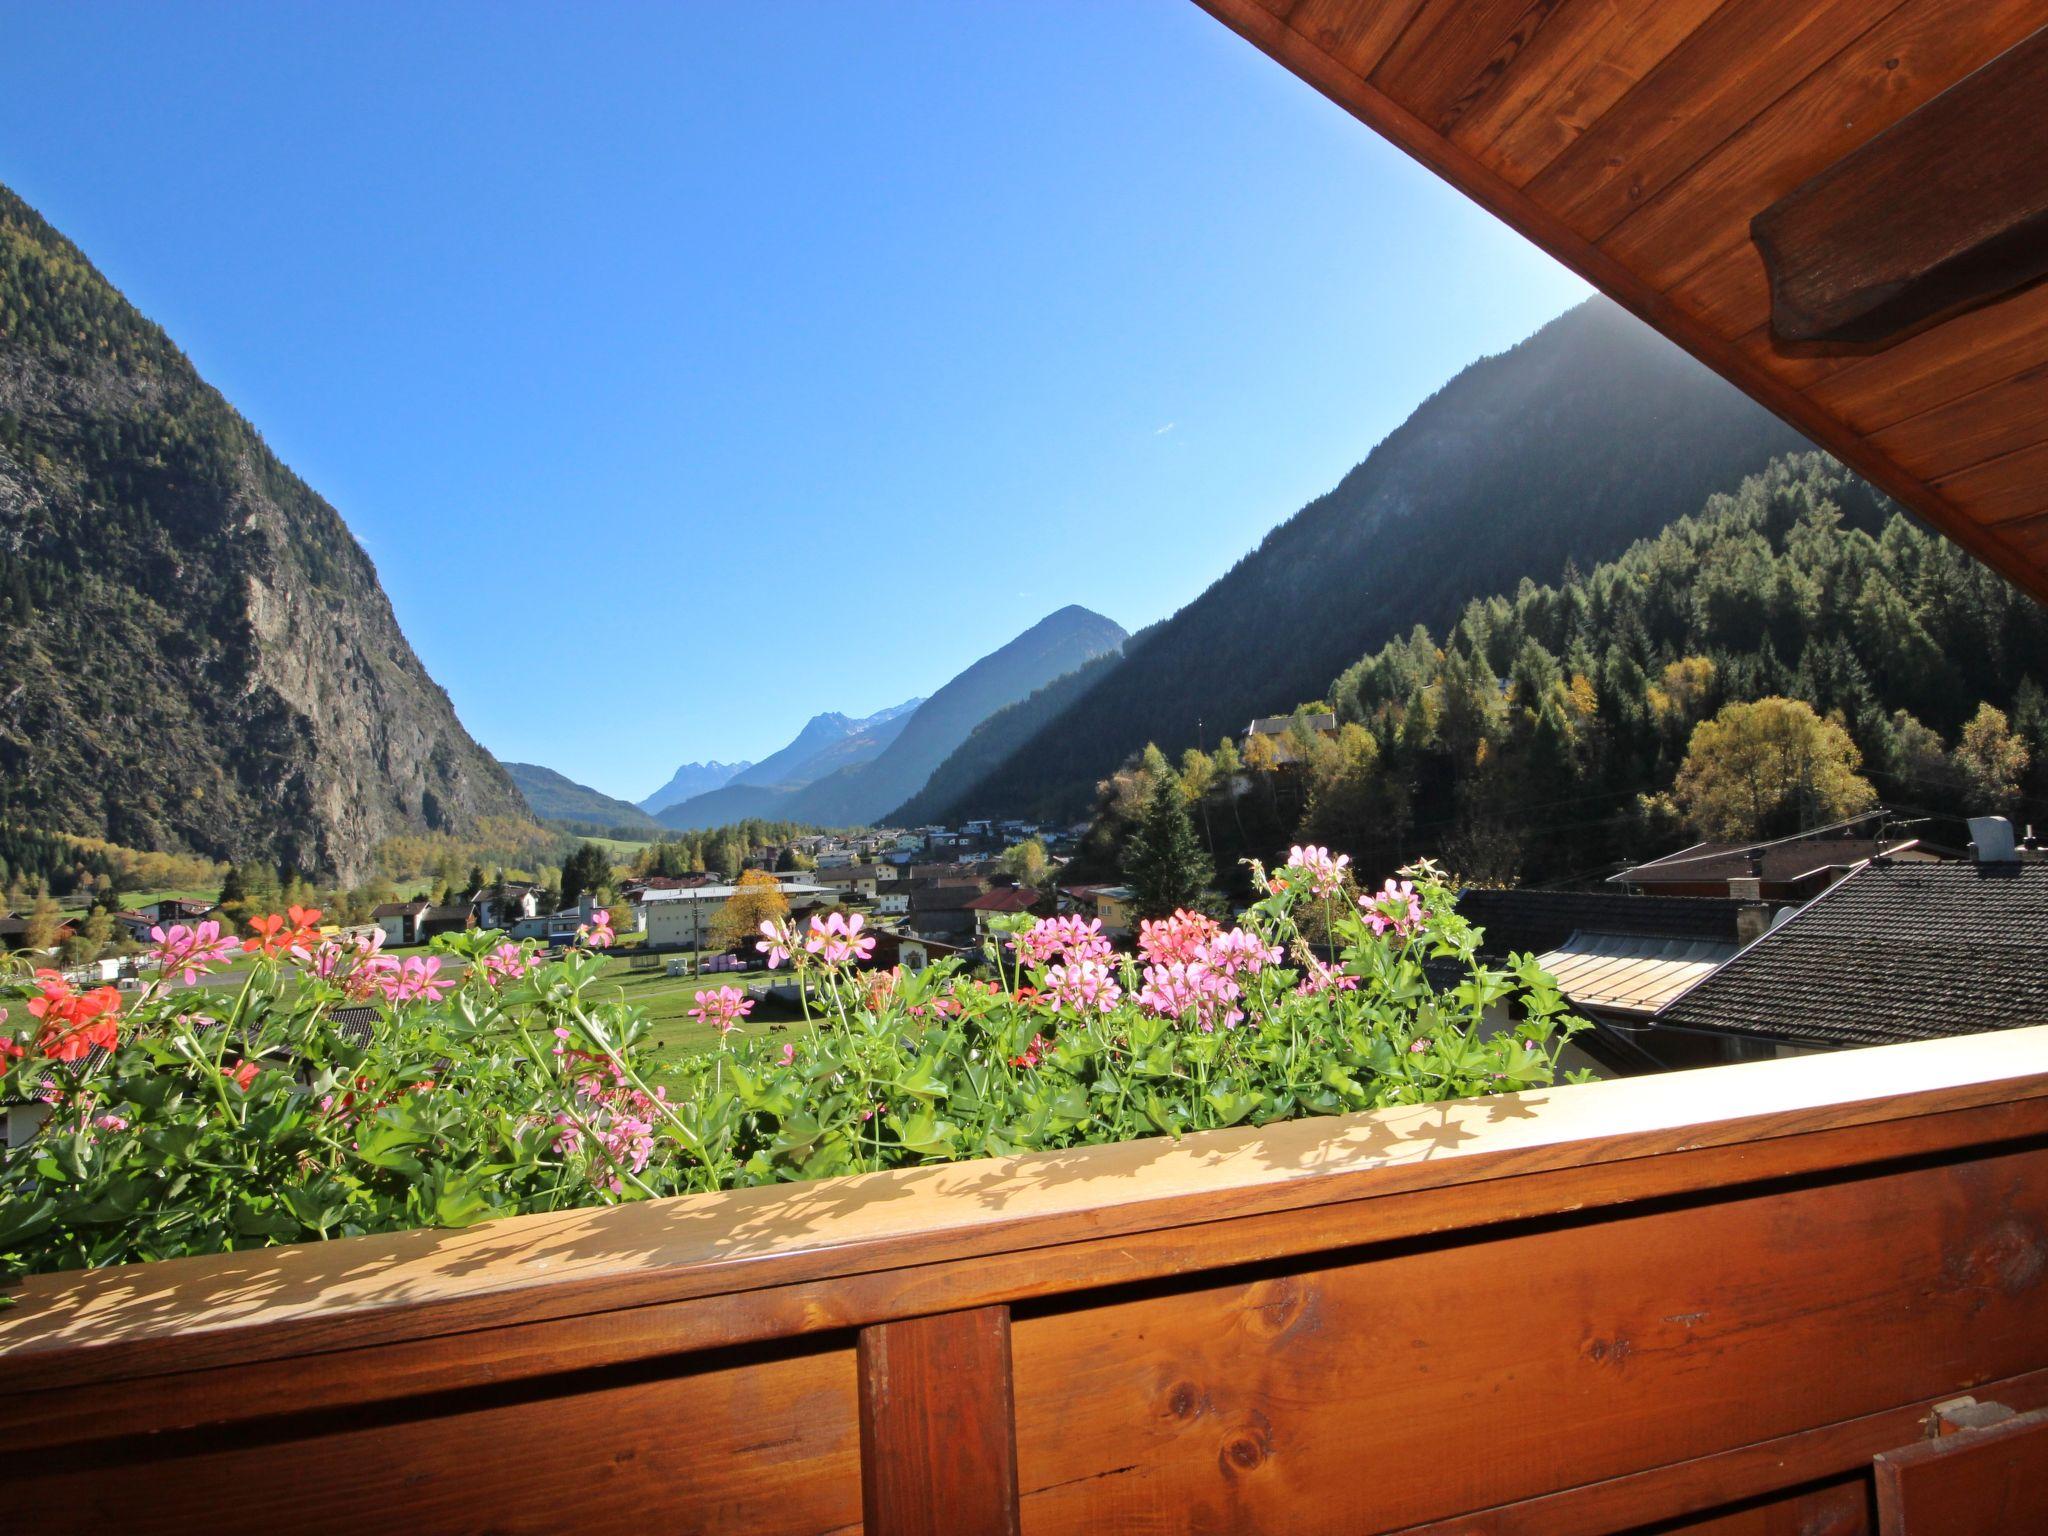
858, 1305, 1021, 1536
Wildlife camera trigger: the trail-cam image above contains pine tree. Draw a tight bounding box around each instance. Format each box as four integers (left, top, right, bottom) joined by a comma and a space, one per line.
1123, 776, 1213, 919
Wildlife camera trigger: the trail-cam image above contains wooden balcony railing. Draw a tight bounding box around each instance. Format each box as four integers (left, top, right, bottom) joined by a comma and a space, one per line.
7, 1026, 2048, 1533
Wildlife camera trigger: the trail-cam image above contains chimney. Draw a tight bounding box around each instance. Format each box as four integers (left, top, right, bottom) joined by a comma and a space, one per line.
1727, 876, 1763, 903
1734, 902, 1770, 945
1969, 816, 2020, 864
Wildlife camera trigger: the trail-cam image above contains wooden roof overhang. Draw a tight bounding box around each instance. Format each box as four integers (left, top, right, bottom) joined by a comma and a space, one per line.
1194, 0, 2048, 604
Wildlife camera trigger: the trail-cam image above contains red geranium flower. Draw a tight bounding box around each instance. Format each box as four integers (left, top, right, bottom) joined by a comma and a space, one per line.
243, 913, 289, 956
27, 972, 121, 1061
225, 1059, 260, 1092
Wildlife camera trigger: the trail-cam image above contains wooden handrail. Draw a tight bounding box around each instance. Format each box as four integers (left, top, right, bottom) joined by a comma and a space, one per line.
6, 1027, 2048, 1395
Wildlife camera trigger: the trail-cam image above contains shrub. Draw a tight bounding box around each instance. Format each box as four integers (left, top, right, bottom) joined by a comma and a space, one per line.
0, 861, 1584, 1282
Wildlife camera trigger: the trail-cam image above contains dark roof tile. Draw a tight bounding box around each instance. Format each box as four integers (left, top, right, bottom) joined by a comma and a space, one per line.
1654, 861, 2048, 1048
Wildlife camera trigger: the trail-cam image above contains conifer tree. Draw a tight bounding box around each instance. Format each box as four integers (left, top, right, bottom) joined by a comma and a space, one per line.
1124, 776, 1214, 919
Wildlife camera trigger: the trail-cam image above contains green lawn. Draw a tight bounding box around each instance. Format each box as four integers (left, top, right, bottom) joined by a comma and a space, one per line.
150, 947, 815, 1070
585, 956, 811, 1067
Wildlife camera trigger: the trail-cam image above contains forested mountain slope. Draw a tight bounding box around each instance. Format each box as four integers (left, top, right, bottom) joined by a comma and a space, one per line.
0, 184, 530, 881
504, 763, 662, 834
918, 297, 1812, 823
1081, 454, 2047, 897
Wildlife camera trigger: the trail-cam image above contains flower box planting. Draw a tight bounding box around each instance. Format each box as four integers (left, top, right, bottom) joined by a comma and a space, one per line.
0, 854, 1583, 1282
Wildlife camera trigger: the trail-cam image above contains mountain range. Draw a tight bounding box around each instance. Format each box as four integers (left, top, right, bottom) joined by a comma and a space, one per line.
0, 184, 529, 881
894, 297, 1814, 824
648, 607, 1126, 830
635, 760, 750, 816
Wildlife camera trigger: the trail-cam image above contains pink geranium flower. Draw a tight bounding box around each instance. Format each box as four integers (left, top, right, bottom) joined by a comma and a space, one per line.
380, 955, 447, 1005
148, 920, 239, 985
756, 916, 798, 969
1043, 956, 1122, 1015
688, 985, 755, 1035
1362, 879, 1425, 939
1011, 914, 1114, 969
1284, 844, 1351, 899
803, 911, 874, 965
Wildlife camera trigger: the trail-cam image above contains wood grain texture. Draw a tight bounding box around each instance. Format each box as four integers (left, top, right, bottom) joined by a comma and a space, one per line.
1753, 24, 2048, 346
1460, 0, 1730, 187
860, 1307, 1020, 1536
1008, 1144, 2048, 1532
1604, 0, 2044, 297
1637, 1479, 1869, 1535
1521, 0, 1905, 243
1807, 279, 2048, 433
1874, 1406, 2048, 1533
15, 1339, 863, 1536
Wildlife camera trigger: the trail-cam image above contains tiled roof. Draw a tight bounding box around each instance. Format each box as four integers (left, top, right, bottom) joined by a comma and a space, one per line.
329, 1005, 381, 1049
1655, 860, 2048, 1048
1458, 889, 1751, 955
965, 887, 1043, 913
370, 902, 428, 919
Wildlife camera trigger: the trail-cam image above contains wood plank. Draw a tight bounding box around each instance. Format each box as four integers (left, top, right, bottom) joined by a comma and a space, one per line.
1874, 1406, 2048, 1533
11, 1339, 863, 1536
1807, 280, 2048, 432
1603, 0, 2047, 296
1009, 1144, 2048, 1532
13, 1091, 2048, 1457
1458, 0, 1732, 187
1870, 360, 2048, 481
1932, 438, 2048, 524
1523, 0, 1907, 243
1638, 1479, 1869, 1535
1280, 0, 1432, 80
9, 1026, 2048, 1401
1385, 1368, 2048, 1536
859, 1306, 1019, 1536
1753, 24, 2048, 346
1367, 0, 1579, 136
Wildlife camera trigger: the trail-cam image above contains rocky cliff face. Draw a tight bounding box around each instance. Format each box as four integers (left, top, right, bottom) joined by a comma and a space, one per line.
0, 183, 531, 881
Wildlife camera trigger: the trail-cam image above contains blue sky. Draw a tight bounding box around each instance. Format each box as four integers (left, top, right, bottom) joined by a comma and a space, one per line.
0, 1, 1588, 803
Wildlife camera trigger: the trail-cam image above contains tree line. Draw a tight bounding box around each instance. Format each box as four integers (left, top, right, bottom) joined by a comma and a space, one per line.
1080, 455, 2046, 897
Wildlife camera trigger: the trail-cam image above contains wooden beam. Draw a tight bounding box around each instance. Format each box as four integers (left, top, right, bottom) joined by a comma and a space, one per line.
859, 1306, 1020, 1536
1752, 26, 2048, 348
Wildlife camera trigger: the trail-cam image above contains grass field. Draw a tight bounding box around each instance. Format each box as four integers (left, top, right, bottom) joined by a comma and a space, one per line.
143, 947, 815, 1070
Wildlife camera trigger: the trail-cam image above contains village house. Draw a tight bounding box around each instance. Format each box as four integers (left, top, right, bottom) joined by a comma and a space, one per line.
810, 865, 884, 901
904, 881, 986, 941
1610, 815, 1956, 903
963, 885, 1049, 936
1456, 887, 1769, 1075
635, 882, 835, 952
466, 881, 544, 930
1060, 884, 1136, 939
371, 901, 470, 948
